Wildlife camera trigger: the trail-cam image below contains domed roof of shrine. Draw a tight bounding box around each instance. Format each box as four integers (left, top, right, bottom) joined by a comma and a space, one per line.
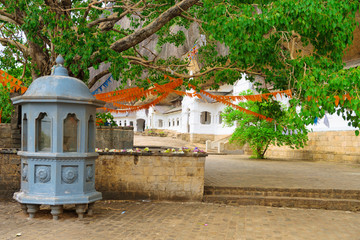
12, 55, 104, 107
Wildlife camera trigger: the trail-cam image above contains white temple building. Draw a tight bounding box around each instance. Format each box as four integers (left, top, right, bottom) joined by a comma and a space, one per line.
112, 73, 357, 143
112, 75, 251, 142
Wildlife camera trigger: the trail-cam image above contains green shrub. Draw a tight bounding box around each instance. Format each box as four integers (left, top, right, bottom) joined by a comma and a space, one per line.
223, 90, 308, 159
0, 83, 13, 123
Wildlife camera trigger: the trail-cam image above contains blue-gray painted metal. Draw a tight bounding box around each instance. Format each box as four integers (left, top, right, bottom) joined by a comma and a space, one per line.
12, 58, 105, 207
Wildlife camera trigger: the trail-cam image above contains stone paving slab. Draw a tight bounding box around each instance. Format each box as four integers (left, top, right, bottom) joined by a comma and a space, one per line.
0, 200, 360, 240
205, 155, 360, 190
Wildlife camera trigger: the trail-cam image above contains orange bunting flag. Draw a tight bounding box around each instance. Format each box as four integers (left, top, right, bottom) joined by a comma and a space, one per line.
99, 93, 170, 113
0, 70, 27, 94
307, 94, 352, 106
187, 84, 273, 122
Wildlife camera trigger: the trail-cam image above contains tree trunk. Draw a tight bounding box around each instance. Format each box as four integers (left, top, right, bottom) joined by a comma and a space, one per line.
28, 41, 51, 79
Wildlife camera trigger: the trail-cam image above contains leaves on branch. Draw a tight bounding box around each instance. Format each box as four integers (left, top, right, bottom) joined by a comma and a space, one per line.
0, 0, 359, 132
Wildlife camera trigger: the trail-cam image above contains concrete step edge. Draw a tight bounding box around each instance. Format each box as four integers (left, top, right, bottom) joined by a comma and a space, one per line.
204, 186, 360, 200
203, 195, 360, 211
204, 195, 360, 203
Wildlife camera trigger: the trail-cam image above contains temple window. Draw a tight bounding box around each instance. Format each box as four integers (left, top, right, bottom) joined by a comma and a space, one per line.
200, 111, 211, 125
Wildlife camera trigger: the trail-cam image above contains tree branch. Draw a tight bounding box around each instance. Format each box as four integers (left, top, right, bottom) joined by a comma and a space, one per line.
128, 58, 265, 79
0, 9, 24, 25
88, 14, 125, 28
180, 13, 203, 24
87, 0, 144, 30
0, 38, 29, 56
110, 0, 199, 53
88, 69, 110, 89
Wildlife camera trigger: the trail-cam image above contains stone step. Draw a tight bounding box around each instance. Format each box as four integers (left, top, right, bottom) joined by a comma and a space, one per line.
204, 186, 360, 200
206, 152, 227, 155
203, 195, 360, 211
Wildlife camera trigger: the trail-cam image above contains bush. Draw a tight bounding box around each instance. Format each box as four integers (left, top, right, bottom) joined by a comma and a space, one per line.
223, 90, 308, 159
96, 112, 117, 126
0, 83, 13, 123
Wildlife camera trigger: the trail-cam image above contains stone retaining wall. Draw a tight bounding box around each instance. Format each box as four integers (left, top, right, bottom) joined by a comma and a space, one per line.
0, 152, 205, 201
96, 126, 134, 149
179, 133, 230, 144
266, 131, 360, 163
0, 124, 14, 149
0, 151, 20, 199
96, 153, 205, 201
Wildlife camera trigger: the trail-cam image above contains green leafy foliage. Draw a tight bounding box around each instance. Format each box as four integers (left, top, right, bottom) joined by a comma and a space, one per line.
0, 83, 14, 123
222, 90, 308, 158
96, 112, 117, 126
0, 0, 359, 134
199, 0, 360, 134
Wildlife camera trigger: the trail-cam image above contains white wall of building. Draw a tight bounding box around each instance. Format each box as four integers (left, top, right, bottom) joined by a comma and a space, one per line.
179, 89, 236, 135
307, 112, 357, 132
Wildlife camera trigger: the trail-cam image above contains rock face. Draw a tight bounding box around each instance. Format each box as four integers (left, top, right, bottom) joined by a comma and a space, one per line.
89, 18, 227, 93
343, 12, 360, 62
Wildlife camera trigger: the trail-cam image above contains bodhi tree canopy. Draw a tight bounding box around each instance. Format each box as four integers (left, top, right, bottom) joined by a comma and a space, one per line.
1, 0, 360, 132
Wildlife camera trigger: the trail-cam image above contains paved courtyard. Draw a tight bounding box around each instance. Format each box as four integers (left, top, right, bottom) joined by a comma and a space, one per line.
1, 200, 360, 240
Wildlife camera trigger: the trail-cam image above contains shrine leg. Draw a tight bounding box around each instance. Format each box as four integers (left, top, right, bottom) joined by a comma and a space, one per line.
50, 205, 63, 220
75, 204, 86, 219
27, 204, 40, 219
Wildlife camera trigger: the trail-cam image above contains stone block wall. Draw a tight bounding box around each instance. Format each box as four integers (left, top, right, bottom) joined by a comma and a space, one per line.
266, 131, 360, 163
0, 124, 13, 148
0, 123, 20, 149
96, 126, 134, 149
96, 153, 205, 201
0, 151, 20, 199
179, 133, 231, 144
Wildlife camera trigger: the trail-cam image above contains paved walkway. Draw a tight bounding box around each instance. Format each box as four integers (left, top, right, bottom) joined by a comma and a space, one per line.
205, 155, 360, 190
1, 200, 360, 240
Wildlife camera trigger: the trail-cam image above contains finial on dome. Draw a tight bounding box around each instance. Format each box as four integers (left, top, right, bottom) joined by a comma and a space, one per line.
56, 55, 65, 65
52, 54, 68, 76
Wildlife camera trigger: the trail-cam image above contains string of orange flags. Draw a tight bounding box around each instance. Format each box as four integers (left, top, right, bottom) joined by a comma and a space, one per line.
0, 70, 27, 94
188, 84, 274, 122
98, 92, 171, 113
95, 75, 293, 120
0, 69, 353, 123
94, 75, 183, 103
307, 94, 352, 107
